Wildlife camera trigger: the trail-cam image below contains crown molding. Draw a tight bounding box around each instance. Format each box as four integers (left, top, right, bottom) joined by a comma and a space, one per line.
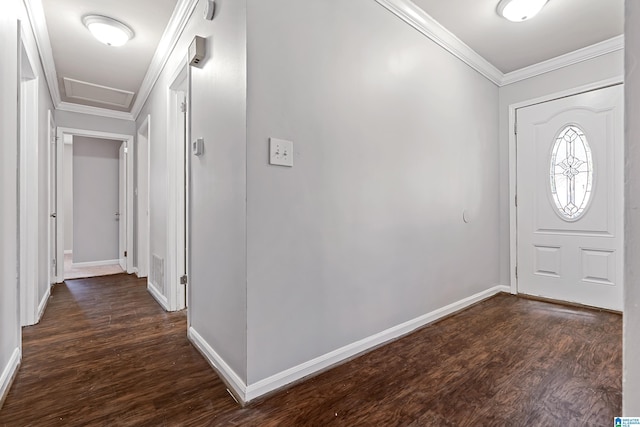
501, 35, 625, 86
23, 0, 61, 106
374, 0, 623, 88
57, 101, 134, 121
375, 0, 504, 86
129, 0, 199, 119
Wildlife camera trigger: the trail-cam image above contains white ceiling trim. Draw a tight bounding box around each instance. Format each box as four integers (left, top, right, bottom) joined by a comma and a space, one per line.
57, 101, 134, 121
129, 0, 199, 119
375, 0, 624, 87
375, 0, 504, 85
501, 35, 624, 86
23, 0, 61, 106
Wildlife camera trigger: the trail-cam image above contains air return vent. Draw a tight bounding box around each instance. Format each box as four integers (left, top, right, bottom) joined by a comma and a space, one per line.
151, 254, 165, 296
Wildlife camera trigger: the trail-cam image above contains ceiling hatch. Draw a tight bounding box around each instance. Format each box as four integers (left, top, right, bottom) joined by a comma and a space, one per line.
63, 77, 135, 109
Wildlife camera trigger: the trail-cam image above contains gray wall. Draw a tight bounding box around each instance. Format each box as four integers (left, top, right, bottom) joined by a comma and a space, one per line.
64, 143, 73, 253
136, 0, 248, 380
245, 0, 499, 383
624, 0, 640, 413
73, 136, 121, 264
0, 7, 21, 402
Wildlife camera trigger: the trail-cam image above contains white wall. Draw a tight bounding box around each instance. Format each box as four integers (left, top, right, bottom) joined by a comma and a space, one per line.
72, 137, 120, 263
624, 0, 640, 413
245, 0, 499, 384
55, 110, 135, 136
498, 50, 624, 286
64, 142, 73, 253
136, 0, 248, 380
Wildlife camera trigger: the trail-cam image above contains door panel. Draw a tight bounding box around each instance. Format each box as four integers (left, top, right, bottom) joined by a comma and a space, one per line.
516, 85, 623, 310
119, 142, 126, 270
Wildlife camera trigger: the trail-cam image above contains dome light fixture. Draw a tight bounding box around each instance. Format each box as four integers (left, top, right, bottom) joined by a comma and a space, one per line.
497, 0, 549, 22
82, 15, 134, 47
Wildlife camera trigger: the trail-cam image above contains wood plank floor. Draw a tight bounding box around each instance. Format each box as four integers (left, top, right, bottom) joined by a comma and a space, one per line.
0, 274, 621, 426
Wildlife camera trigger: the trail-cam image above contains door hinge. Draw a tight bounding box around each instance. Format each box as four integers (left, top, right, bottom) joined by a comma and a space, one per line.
514, 121, 518, 135
124, 250, 127, 257
180, 101, 187, 113
52, 258, 56, 266
515, 194, 518, 207
180, 275, 188, 285
515, 266, 518, 279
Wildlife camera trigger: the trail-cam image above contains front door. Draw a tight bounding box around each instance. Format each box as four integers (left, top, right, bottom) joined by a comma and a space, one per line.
516, 84, 623, 311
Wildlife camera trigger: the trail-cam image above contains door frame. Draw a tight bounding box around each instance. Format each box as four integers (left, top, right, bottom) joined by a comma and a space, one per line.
18, 33, 40, 326
54, 127, 135, 283
163, 58, 189, 312
508, 76, 624, 295
136, 115, 151, 278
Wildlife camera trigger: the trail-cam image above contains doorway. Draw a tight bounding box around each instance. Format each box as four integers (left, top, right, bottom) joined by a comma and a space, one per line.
54, 128, 134, 283
513, 84, 623, 311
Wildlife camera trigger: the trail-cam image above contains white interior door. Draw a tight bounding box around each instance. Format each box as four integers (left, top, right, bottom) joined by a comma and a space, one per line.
118, 141, 127, 270
516, 84, 623, 311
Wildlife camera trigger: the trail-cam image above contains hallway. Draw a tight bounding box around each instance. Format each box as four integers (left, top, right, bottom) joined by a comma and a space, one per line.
0, 274, 622, 426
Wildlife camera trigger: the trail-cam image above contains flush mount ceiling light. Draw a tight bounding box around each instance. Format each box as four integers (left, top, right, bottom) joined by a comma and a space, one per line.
82, 15, 134, 46
497, 0, 549, 22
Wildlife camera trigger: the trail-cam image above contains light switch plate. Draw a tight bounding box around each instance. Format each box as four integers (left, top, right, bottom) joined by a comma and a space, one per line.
269, 138, 293, 167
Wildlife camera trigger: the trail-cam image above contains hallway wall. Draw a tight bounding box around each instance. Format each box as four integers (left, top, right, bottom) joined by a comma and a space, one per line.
1, 0, 55, 404
136, 0, 248, 381
624, 0, 640, 413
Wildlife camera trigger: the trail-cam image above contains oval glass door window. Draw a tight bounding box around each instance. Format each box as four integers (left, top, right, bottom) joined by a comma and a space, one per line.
549, 125, 593, 220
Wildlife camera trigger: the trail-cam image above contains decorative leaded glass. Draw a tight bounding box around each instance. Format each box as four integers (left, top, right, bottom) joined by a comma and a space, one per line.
549, 125, 593, 220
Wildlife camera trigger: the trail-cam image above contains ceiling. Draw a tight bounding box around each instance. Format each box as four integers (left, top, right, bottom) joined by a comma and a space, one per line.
34, 0, 623, 116
41, 0, 178, 112
411, 0, 624, 74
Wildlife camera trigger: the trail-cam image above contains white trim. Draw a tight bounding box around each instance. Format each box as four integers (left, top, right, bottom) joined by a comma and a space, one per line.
71, 259, 120, 268
136, 116, 151, 279
56, 102, 134, 121
245, 284, 508, 401
147, 281, 170, 311
502, 36, 624, 86
0, 348, 21, 408
188, 327, 247, 403
508, 76, 624, 295
374, 0, 503, 85
165, 59, 189, 312
22, 0, 61, 106
374, 0, 623, 88
37, 284, 51, 323
130, 0, 198, 119
55, 127, 135, 283
188, 285, 508, 403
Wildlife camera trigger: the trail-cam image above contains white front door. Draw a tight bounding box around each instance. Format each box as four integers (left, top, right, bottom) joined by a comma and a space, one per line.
516, 84, 623, 311
118, 141, 127, 271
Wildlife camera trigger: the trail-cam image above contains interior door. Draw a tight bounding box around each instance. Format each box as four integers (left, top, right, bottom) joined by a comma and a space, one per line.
516, 84, 623, 311
118, 141, 126, 270
48, 111, 57, 283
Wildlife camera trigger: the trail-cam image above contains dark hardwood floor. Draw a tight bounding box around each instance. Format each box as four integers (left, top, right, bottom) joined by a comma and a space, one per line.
0, 274, 621, 426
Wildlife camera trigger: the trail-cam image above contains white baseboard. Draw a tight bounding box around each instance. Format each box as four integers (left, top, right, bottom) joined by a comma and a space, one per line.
147, 281, 170, 311
188, 327, 247, 404
37, 285, 51, 323
71, 259, 119, 268
188, 284, 509, 403
0, 348, 21, 409
64, 250, 72, 255
244, 284, 509, 401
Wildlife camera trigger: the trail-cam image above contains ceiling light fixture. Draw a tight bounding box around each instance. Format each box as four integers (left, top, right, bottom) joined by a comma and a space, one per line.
497, 0, 548, 22
82, 15, 134, 47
